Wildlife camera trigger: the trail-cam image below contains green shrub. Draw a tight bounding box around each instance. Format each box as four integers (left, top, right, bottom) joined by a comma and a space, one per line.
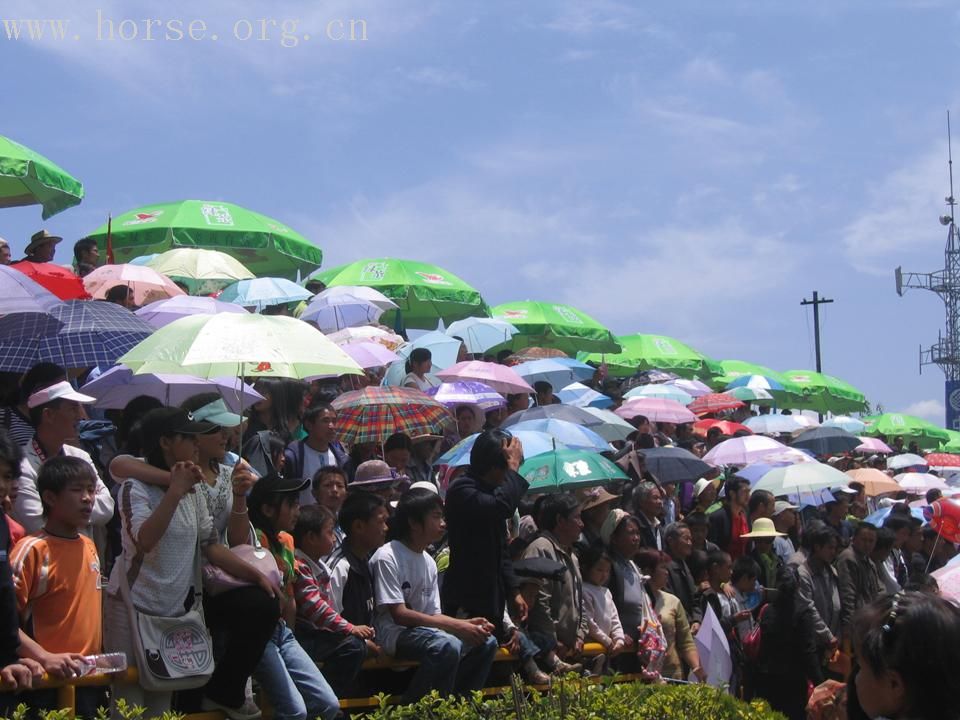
355, 675, 788, 719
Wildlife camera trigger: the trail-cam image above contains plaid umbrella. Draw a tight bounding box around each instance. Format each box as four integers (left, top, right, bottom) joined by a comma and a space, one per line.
332, 386, 454, 445
688, 392, 745, 416
0, 300, 154, 372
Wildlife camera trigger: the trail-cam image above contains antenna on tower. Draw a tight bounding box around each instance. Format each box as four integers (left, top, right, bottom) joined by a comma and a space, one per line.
944, 111, 957, 229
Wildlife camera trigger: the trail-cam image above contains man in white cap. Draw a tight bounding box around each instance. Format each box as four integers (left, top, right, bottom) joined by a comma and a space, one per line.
771, 500, 799, 564
12, 381, 114, 547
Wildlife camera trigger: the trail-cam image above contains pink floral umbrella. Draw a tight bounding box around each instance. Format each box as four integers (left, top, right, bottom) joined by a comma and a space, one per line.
613, 397, 696, 424
436, 360, 534, 395
84, 263, 185, 305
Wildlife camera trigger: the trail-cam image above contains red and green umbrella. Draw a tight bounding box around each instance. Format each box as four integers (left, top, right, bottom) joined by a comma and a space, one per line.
781, 370, 868, 415
491, 301, 621, 354
0, 135, 84, 219
85, 200, 322, 280
331, 386, 455, 445
313, 258, 489, 329
580, 333, 721, 379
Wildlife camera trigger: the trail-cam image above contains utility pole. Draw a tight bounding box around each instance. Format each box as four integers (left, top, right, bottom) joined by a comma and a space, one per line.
801, 291, 834, 372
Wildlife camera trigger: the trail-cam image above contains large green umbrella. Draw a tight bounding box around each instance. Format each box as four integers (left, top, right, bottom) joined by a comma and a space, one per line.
0, 135, 83, 219
781, 370, 868, 414
861, 413, 949, 450
490, 301, 620, 354
118, 313, 362, 379
314, 258, 489, 329
520, 448, 628, 493
580, 333, 721, 379
941, 429, 960, 453
85, 200, 322, 280
712, 359, 806, 405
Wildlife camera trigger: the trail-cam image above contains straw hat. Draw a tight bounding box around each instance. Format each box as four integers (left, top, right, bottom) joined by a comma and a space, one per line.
740, 517, 786, 538
25, 229, 62, 255
579, 486, 619, 512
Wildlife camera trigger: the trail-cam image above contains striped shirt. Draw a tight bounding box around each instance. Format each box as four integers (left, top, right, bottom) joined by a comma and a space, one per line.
293, 548, 353, 635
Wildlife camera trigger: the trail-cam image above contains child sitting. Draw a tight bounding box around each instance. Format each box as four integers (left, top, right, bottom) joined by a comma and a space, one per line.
580, 546, 627, 674
292, 504, 374, 696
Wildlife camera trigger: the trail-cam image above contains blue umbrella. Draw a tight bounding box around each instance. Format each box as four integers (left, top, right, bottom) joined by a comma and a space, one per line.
556, 382, 613, 409
514, 358, 595, 390
865, 505, 927, 526
734, 462, 792, 487
822, 416, 867, 433
0, 300, 154, 371
399, 331, 463, 370
624, 384, 694, 405
0, 266, 61, 315
445, 317, 518, 354
726, 374, 785, 391
219, 277, 313, 311
437, 430, 568, 467
509, 418, 610, 452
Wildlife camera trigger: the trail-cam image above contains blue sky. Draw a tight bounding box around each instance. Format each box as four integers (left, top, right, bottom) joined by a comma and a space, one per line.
1, 0, 958, 423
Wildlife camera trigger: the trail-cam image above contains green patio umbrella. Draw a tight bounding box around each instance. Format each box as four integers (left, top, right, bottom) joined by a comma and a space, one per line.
314, 258, 489, 329
580, 333, 721, 379
85, 200, 322, 280
941, 429, 960, 453
0, 135, 83, 219
490, 301, 620, 354
781, 370, 868, 414
520, 448, 628, 493
712, 359, 806, 404
861, 413, 949, 450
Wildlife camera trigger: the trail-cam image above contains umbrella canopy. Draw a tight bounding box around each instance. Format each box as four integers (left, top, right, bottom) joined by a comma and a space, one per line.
781, 370, 868, 414
83, 264, 185, 305
941, 429, 960, 453
862, 413, 950, 450
725, 374, 784, 392
513, 358, 596, 390
624, 384, 694, 405
727, 386, 774, 403
743, 414, 805, 435
10, 262, 89, 300
664, 378, 713, 398
822, 416, 867, 434
300, 286, 397, 332
703, 435, 796, 467
924, 452, 960, 469
436, 361, 533, 395
445, 317, 519, 354
575, 407, 636, 442
734, 461, 792, 487
509, 419, 610, 452
437, 430, 567, 468
641, 447, 713, 484
693, 419, 752, 437
520, 448, 628, 493
490, 301, 620, 354
86, 200, 321, 280
219, 277, 313, 311
397, 332, 464, 371
556, 382, 613, 409
0, 135, 83, 218
503, 347, 570, 364
340, 341, 401, 369
425, 381, 505, 411
119, 313, 362, 379
865, 505, 927, 526
0, 300, 154, 372
327, 326, 404, 350
855, 437, 893, 454
501, 404, 619, 438
845, 468, 902, 497
790, 427, 863, 456
143, 248, 254, 295
614, 398, 697, 424
887, 453, 929, 472
82, 365, 262, 412
331, 386, 454, 445
581, 333, 721, 379
932, 562, 960, 602
753, 462, 850, 496
895, 472, 948, 493
0, 265, 61, 315
314, 258, 488, 328
135, 294, 249, 329
688, 393, 745, 416
714, 359, 783, 384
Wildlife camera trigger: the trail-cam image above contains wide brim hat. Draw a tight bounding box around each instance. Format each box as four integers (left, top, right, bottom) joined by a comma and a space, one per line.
740, 517, 786, 538
25, 230, 62, 254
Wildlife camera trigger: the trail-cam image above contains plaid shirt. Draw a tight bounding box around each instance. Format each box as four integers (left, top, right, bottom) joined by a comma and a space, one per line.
293, 548, 353, 635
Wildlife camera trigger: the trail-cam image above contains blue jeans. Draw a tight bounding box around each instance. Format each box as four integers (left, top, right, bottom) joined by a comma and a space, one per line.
394, 626, 499, 703
295, 623, 367, 697
254, 622, 340, 720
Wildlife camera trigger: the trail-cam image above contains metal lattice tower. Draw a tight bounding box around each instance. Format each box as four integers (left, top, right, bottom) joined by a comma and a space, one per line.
895, 112, 960, 428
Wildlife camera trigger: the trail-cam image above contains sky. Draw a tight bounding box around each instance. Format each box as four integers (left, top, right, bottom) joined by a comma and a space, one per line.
1, 0, 958, 425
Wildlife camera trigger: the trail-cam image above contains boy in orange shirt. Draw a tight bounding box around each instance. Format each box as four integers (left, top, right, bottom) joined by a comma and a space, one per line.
10, 455, 104, 716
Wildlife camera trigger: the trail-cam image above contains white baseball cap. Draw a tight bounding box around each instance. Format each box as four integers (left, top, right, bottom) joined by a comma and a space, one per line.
27, 381, 96, 409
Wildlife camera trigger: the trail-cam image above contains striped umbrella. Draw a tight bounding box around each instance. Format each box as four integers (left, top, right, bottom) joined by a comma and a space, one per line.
332, 386, 454, 445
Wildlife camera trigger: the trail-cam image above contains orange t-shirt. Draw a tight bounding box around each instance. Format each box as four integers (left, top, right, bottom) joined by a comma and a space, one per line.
10, 531, 102, 654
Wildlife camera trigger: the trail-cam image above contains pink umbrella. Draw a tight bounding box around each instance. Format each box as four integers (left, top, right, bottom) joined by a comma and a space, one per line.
340, 341, 400, 369
932, 560, 960, 602
856, 437, 893, 454
614, 398, 696, 424
664, 378, 713, 397
894, 472, 949, 493
703, 435, 795, 466
83, 263, 185, 305
135, 294, 249, 329
436, 361, 534, 395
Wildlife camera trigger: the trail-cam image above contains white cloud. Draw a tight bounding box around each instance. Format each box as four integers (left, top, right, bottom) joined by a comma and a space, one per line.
900, 399, 945, 424
542, 0, 644, 35
400, 65, 479, 90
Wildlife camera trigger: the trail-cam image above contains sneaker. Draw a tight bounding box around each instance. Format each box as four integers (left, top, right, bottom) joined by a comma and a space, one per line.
521, 658, 552, 685
551, 659, 583, 675
202, 696, 262, 720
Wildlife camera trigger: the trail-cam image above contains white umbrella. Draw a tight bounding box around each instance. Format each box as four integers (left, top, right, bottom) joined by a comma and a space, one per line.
887, 454, 929, 471
445, 317, 518, 354
894, 472, 948, 492
743, 415, 805, 434
301, 286, 398, 332
753, 462, 850, 496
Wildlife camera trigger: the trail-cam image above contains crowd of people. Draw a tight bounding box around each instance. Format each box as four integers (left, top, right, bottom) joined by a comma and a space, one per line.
0, 230, 957, 720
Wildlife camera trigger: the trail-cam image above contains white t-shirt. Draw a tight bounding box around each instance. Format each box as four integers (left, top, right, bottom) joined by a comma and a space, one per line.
299, 445, 336, 506
402, 373, 441, 392
370, 539, 440, 655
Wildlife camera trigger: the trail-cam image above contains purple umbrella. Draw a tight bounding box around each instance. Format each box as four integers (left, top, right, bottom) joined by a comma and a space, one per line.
0, 265, 61, 315
135, 294, 249, 329
341, 341, 400, 369
82, 364, 263, 412
426, 381, 506, 411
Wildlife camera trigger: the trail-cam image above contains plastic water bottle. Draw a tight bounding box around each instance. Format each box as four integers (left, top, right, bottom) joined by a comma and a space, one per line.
77, 653, 127, 677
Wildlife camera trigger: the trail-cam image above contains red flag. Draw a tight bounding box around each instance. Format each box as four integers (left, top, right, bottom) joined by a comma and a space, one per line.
105, 214, 115, 265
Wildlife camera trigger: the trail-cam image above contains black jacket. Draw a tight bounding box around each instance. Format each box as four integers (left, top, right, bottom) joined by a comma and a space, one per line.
441, 468, 528, 634
0, 512, 20, 666
328, 544, 375, 627
634, 511, 663, 550
665, 557, 702, 624
707, 504, 734, 552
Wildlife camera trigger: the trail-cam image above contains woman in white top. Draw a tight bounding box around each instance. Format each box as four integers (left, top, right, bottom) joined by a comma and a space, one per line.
402, 348, 441, 392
